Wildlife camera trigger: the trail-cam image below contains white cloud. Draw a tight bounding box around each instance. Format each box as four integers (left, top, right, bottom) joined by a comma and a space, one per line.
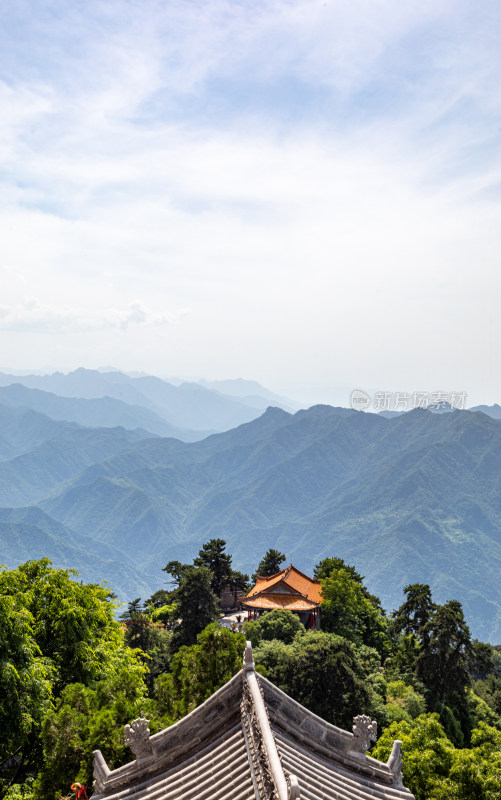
0, 298, 189, 333
0, 1, 500, 401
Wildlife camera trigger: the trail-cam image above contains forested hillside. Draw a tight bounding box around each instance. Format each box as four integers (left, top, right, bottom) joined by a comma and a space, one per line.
2, 402, 501, 640
2, 549, 500, 800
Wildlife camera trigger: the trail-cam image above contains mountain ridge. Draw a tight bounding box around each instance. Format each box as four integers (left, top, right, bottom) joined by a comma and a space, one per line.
2, 401, 501, 640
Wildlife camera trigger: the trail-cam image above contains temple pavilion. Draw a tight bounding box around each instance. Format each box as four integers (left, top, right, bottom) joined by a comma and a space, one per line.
241, 565, 322, 629
92, 642, 415, 800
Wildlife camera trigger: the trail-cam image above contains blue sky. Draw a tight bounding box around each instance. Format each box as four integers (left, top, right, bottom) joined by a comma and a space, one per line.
0, 0, 500, 405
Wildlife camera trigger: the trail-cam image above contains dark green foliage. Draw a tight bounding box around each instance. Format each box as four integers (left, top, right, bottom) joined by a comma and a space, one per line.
416, 601, 473, 741
164, 540, 247, 598
253, 549, 286, 581
162, 560, 191, 586
229, 569, 250, 593
392, 587, 474, 745
194, 539, 233, 596
468, 640, 496, 681
289, 632, 371, 728
314, 556, 364, 583
120, 599, 174, 693
392, 584, 436, 644
255, 630, 370, 729
173, 566, 219, 647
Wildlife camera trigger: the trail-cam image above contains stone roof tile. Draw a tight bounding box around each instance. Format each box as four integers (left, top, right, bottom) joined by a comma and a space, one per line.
92, 643, 415, 800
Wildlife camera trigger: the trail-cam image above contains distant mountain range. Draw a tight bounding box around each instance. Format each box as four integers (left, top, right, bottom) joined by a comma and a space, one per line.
1, 368, 501, 641
0, 368, 295, 435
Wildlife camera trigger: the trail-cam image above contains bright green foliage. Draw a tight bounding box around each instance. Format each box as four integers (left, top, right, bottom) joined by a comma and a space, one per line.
385, 680, 426, 722
319, 567, 388, 656
155, 623, 245, 719
373, 716, 501, 800
150, 603, 177, 623
35, 653, 155, 800
0, 559, 122, 694
243, 609, 304, 646
253, 549, 286, 581
438, 723, 501, 800
467, 689, 499, 729
2, 782, 34, 800
0, 595, 52, 798
474, 674, 501, 717
0, 560, 130, 798
0, 560, 149, 800
173, 566, 219, 647
372, 714, 455, 800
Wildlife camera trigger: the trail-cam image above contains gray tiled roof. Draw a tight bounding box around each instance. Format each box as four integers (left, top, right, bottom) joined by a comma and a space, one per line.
92, 643, 415, 800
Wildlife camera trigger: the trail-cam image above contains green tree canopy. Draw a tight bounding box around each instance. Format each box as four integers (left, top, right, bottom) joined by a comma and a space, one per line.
164, 540, 248, 597
0, 595, 52, 798
373, 716, 501, 800
243, 609, 304, 646
155, 623, 246, 720
0, 559, 122, 694
254, 630, 370, 729
35, 654, 155, 800
0, 559, 142, 800
392, 584, 436, 646
314, 556, 364, 583
252, 548, 286, 581
319, 567, 389, 656
194, 539, 233, 596
174, 565, 219, 647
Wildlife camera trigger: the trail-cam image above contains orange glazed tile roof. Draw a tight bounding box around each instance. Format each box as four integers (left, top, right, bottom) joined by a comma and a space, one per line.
241, 593, 318, 612
246, 565, 322, 604
242, 565, 322, 611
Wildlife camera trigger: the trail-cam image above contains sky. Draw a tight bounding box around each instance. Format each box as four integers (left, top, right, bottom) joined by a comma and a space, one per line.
0, 0, 500, 407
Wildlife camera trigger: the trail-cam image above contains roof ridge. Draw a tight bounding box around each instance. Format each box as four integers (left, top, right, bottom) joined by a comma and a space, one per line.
255, 567, 288, 582
246, 579, 308, 599
287, 564, 321, 584
242, 642, 297, 800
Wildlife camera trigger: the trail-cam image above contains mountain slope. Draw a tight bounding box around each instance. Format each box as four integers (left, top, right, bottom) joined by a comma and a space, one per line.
0, 369, 267, 431
0, 506, 158, 602
0, 383, 206, 440
3, 404, 501, 640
